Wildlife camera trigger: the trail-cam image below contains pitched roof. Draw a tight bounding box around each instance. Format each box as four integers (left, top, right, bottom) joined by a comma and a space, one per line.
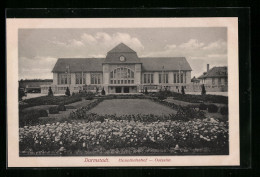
104, 43, 141, 63
140, 57, 192, 71
52, 58, 104, 72
191, 76, 200, 82
198, 66, 228, 79
52, 57, 192, 72
108, 43, 136, 53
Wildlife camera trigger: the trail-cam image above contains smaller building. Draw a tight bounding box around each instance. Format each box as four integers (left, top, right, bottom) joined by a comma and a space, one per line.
197, 64, 228, 92
191, 76, 200, 84
19, 79, 53, 93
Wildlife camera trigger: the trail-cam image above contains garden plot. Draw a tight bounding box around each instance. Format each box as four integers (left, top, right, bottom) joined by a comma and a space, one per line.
89, 99, 177, 116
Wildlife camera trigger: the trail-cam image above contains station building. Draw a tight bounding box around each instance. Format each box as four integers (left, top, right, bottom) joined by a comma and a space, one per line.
41, 43, 192, 94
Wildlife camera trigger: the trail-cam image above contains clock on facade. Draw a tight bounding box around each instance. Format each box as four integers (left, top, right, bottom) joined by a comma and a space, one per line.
119, 56, 126, 62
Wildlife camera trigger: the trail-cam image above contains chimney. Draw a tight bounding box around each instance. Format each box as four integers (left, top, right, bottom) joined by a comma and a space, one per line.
207, 64, 209, 72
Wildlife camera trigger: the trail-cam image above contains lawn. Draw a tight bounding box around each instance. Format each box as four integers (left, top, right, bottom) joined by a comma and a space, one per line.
89, 99, 177, 116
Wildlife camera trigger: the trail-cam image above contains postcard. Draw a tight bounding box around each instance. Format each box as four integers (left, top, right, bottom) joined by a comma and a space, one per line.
7, 17, 239, 167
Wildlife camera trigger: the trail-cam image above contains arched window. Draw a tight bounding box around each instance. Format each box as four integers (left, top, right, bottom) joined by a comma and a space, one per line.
110, 67, 134, 84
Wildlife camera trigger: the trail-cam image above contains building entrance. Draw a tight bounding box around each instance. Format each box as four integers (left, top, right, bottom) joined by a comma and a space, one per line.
115, 87, 121, 93
123, 87, 129, 93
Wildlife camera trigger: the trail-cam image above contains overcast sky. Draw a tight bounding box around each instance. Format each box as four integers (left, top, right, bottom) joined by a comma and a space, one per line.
19, 27, 227, 79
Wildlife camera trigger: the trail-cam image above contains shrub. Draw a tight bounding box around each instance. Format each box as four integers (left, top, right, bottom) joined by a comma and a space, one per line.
49, 106, 59, 114
48, 87, 53, 96
19, 88, 26, 101
101, 88, 106, 95
207, 104, 218, 113
57, 104, 66, 111
85, 95, 94, 100
38, 109, 48, 117
144, 87, 148, 95
220, 106, 228, 115
65, 87, 70, 96
181, 86, 185, 95
201, 84, 206, 95
199, 103, 207, 110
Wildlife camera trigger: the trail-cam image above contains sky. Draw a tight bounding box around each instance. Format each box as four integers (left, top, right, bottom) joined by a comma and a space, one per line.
19, 27, 227, 79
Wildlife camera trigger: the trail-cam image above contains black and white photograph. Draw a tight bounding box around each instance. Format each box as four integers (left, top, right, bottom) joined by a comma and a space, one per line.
7, 18, 239, 167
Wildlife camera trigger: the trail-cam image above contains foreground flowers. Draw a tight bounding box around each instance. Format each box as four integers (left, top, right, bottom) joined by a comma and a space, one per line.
19, 117, 228, 155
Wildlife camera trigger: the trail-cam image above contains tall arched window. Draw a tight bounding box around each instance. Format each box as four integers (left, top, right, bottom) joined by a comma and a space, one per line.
110, 67, 134, 84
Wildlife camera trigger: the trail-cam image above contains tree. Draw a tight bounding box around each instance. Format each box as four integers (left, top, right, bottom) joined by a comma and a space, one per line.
101, 87, 106, 95
181, 86, 185, 95
65, 87, 70, 96
19, 87, 25, 101
48, 86, 53, 96
201, 84, 206, 95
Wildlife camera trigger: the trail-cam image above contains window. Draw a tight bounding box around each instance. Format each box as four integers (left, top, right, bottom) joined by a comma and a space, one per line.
91, 73, 101, 84
143, 73, 154, 84
218, 78, 221, 85
75, 73, 86, 84
212, 78, 215, 85
174, 73, 177, 83
110, 67, 134, 84
180, 73, 183, 83
159, 73, 168, 84
58, 74, 71, 85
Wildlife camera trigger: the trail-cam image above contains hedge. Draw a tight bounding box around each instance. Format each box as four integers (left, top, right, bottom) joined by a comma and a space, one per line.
19, 109, 48, 127
199, 103, 208, 110
49, 107, 59, 114
57, 104, 66, 111
207, 104, 219, 113
220, 106, 228, 115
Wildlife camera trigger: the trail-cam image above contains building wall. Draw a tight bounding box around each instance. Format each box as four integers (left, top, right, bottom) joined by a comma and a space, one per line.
44, 69, 194, 94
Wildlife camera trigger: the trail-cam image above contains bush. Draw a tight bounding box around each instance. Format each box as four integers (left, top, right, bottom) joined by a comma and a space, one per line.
85, 95, 94, 100
48, 87, 53, 96
201, 84, 206, 95
220, 106, 228, 115
199, 103, 208, 110
49, 106, 59, 114
101, 88, 106, 95
57, 104, 66, 111
65, 87, 70, 96
144, 87, 148, 94
181, 86, 185, 95
207, 104, 218, 113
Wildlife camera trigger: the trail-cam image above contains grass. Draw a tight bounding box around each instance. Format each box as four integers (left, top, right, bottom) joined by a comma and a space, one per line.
89, 99, 177, 116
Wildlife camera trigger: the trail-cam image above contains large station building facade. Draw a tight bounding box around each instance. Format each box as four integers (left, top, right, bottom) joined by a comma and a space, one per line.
41, 43, 192, 94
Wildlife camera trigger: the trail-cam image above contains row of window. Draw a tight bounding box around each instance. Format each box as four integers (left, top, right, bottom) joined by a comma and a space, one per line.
143, 73, 187, 84
212, 78, 228, 85
110, 67, 134, 79
110, 79, 134, 84
58, 73, 101, 85
58, 72, 187, 85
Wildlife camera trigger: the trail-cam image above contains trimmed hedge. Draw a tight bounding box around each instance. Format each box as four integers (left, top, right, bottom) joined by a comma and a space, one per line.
49, 107, 59, 114
22, 96, 82, 108
207, 104, 218, 113
199, 103, 208, 110
19, 109, 48, 126
220, 106, 228, 115
153, 90, 228, 104
57, 104, 66, 111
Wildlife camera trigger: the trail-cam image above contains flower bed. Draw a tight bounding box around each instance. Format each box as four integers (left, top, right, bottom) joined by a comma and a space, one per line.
153, 91, 228, 104
19, 118, 228, 155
